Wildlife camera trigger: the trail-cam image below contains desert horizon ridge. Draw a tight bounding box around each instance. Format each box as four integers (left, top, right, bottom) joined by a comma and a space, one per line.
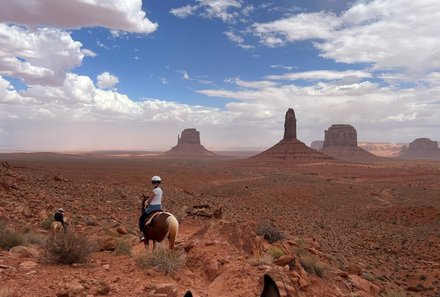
1, 152, 439, 297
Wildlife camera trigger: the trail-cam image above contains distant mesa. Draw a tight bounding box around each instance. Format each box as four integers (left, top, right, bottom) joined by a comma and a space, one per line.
399, 138, 440, 159
310, 141, 324, 151
166, 128, 216, 158
252, 108, 331, 162
319, 124, 377, 161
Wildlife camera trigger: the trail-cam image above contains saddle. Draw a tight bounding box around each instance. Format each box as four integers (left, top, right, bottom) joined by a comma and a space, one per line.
144, 209, 163, 229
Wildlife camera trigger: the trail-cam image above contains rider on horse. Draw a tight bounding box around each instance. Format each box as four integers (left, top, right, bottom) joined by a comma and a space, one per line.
54, 208, 67, 231
139, 175, 163, 242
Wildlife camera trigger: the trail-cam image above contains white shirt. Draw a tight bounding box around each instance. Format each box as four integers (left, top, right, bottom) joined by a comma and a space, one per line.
150, 187, 163, 205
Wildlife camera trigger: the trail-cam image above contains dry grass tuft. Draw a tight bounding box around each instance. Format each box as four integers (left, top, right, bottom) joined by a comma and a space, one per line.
137, 247, 185, 275
0, 222, 24, 250
249, 253, 273, 266
114, 240, 132, 256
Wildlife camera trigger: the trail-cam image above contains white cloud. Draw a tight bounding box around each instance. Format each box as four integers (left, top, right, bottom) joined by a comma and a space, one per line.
179, 70, 190, 80
0, 0, 157, 34
252, 0, 440, 75
0, 24, 84, 85
265, 70, 373, 81
170, 5, 197, 18
225, 77, 278, 89
253, 12, 339, 46
270, 64, 295, 71
224, 31, 253, 49
97, 72, 119, 90
171, 0, 243, 23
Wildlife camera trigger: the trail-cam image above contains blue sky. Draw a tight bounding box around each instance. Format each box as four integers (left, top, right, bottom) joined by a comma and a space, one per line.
0, 0, 439, 151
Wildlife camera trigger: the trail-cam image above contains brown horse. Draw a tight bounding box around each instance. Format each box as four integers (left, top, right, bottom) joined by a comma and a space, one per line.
143, 212, 179, 250
50, 221, 64, 234
183, 274, 281, 297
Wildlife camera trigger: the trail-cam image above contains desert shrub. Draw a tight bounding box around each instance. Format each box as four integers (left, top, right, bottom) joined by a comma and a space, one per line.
267, 247, 285, 259
249, 253, 273, 266
256, 221, 285, 244
44, 232, 94, 264
114, 240, 131, 256
297, 252, 326, 277
22, 232, 45, 246
380, 289, 407, 297
40, 216, 54, 229
0, 223, 24, 250
137, 248, 185, 275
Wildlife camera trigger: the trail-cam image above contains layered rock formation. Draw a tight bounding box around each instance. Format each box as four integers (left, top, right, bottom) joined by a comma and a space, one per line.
253, 108, 331, 162
400, 138, 440, 159
167, 128, 216, 158
319, 124, 376, 161
323, 124, 357, 147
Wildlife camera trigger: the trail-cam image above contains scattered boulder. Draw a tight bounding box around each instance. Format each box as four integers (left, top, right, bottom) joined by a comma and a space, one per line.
144, 283, 178, 297
349, 274, 381, 297
10, 246, 40, 258
399, 138, 440, 159
166, 128, 216, 158
57, 280, 85, 297
19, 260, 38, 270
96, 236, 118, 251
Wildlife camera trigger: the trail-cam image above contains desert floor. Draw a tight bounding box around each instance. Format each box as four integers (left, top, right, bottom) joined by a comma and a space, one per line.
0, 153, 439, 297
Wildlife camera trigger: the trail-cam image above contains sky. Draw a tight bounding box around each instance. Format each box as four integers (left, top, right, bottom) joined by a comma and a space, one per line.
0, 0, 439, 151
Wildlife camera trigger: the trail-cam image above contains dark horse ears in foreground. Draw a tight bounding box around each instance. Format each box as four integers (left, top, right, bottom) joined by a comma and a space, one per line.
183, 274, 281, 297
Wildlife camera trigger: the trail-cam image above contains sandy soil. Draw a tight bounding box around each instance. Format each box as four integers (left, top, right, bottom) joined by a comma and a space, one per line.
0, 153, 439, 297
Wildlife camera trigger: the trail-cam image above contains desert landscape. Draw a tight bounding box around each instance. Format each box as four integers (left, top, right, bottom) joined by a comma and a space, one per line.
1, 110, 439, 297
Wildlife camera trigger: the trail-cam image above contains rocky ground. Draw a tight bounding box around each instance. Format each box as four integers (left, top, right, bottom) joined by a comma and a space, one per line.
0, 153, 439, 297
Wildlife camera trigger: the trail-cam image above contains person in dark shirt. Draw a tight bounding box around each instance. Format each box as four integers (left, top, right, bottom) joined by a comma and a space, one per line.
54, 208, 66, 231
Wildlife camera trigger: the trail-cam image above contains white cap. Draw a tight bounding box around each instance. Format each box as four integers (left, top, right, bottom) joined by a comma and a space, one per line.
58, 208, 64, 212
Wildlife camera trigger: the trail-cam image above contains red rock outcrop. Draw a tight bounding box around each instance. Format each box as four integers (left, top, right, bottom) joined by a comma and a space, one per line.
252, 108, 331, 162
167, 128, 216, 158
320, 124, 377, 161
399, 138, 440, 159
323, 124, 357, 147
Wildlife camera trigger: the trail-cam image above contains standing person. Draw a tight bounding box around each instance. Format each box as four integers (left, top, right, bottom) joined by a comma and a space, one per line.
139, 175, 163, 241
54, 208, 67, 231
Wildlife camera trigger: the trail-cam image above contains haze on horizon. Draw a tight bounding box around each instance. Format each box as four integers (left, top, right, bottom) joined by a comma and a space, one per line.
0, 0, 439, 152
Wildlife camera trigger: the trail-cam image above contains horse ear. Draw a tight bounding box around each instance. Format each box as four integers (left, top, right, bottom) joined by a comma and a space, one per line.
260, 274, 281, 297
183, 291, 193, 297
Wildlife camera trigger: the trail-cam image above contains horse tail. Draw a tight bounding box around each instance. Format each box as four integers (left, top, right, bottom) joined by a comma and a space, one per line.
166, 215, 179, 250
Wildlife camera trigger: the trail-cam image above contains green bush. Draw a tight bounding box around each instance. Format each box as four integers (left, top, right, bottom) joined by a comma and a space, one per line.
44, 232, 94, 264
256, 221, 285, 244
267, 247, 285, 259
137, 248, 185, 275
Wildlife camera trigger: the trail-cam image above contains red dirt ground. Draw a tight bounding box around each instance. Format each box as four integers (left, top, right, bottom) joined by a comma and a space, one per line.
0, 153, 439, 297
